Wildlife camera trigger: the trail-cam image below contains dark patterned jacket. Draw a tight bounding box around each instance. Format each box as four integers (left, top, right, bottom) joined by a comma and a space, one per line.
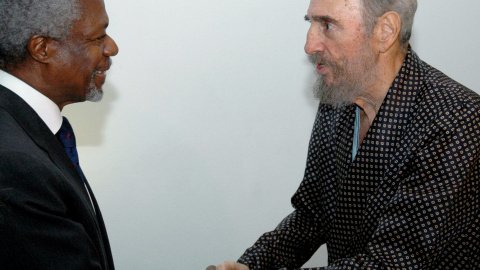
238, 49, 480, 269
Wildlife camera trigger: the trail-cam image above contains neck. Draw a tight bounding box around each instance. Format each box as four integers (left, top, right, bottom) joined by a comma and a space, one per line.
354, 96, 377, 125
8, 61, 66, 111
355, 43, 407, 124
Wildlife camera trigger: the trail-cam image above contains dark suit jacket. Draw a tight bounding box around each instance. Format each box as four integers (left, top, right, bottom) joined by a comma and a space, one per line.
238, 49, 480, 269
0, 84, 114, 269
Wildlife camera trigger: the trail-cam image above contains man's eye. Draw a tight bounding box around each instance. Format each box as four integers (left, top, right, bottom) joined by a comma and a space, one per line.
326, 23, 333, 30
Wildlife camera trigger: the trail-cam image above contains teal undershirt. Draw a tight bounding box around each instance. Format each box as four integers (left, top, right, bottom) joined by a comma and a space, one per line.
352, 106, 360, 162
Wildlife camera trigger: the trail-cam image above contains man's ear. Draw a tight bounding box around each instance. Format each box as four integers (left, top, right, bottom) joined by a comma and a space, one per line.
373, 11, 402, 53
27, 35, 59, 64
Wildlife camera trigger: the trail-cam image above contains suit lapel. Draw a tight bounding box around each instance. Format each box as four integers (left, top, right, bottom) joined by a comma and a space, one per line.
291, 104, 355, 237
84, 180, 115, 268
334, 105, 357, 181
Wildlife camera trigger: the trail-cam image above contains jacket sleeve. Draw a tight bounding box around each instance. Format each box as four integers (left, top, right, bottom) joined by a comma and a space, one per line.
237, 207, 326, 270
237, 106, 335, 270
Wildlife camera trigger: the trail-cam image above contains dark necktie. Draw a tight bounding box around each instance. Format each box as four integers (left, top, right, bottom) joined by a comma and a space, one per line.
56, 116, 85, 182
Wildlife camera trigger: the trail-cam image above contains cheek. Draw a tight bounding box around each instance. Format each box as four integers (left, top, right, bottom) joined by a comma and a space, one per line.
332, 40, 363, 61
72, 47, 102, 70
323, 42, 343, 62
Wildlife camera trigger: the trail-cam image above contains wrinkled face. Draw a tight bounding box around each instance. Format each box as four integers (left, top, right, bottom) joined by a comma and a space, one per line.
53, 0, 118, 108
304, 0, 378, 106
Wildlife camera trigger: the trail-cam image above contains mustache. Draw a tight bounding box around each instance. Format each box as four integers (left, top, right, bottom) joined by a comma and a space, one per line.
90, 58, 113, 80
94, 58, 113, 73
308, 53, 333, 67
104, 58, 113, 71
308, 53, 319, 65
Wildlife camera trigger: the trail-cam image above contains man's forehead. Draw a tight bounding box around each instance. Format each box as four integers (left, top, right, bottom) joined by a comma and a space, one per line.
307, 0, 362, 20
78, 0, 108, 21
69, 0, 108, 38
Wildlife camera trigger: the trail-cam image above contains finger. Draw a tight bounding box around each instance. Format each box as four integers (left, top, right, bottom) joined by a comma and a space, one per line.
216, 261, 235, 270
236, 263, 250, 270
206, 265, 216, 270
216, 261, 249, 270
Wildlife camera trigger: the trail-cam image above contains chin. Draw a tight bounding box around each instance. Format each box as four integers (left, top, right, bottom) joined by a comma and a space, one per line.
86, 88, 104, 102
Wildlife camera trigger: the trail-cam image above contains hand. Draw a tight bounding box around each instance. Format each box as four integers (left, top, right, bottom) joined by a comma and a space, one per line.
207, 261, 249, 270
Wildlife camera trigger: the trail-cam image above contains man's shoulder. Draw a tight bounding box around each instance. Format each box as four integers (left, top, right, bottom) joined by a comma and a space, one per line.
0, 106, 42, 155
0, 108, 56, 183
0, 106, 24, 140
418, 59, 480, 113
0, 86, 55, 150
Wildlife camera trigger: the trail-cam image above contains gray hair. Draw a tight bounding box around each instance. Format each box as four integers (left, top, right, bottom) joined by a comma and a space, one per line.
0, 0, 83, 70
360, 0, 418, 47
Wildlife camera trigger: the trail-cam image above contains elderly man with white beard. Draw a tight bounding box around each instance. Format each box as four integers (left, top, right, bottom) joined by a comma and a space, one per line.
211, 0, 480, 269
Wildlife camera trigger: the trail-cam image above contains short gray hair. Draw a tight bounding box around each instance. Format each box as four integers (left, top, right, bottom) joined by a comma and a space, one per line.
360, 0, 418, 46
0, 0, 83, 70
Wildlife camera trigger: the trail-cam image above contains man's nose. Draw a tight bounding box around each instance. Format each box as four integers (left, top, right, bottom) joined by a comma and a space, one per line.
104, 35, 119, 57
304, 26, 325, 55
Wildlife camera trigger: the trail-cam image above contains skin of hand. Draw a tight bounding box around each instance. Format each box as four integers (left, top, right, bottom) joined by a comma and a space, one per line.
215, 261, 250, 270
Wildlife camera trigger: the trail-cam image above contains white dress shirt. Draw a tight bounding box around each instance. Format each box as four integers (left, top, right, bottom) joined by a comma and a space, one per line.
0, 69, 63, 134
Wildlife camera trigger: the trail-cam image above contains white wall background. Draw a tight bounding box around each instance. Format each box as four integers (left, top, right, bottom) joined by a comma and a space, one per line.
62, 1, 480, 269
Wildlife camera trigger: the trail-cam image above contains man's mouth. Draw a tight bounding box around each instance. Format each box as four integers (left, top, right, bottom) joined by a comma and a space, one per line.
92, 69, 108, 87
316, 63, 327, 74
93, 70, 106, 80
309, 54, 329, 75
93, 59, 112, 79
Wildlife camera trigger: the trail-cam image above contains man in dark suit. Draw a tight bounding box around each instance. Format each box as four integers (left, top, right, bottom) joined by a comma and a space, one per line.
0, 0, 118, 269
212, 0, 480, 269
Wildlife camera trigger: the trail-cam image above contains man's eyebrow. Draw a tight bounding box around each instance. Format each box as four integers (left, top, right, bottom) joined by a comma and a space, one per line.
304, 15, 340, 25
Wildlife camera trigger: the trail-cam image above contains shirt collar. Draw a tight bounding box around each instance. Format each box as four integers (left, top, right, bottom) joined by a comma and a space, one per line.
0, 69, 63, 134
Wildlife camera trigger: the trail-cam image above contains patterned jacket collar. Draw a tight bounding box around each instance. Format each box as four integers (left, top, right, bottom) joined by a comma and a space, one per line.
328, 47, 429, 258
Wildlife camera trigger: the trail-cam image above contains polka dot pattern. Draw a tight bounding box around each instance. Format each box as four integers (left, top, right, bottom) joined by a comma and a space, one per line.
237, 49, 480, 269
